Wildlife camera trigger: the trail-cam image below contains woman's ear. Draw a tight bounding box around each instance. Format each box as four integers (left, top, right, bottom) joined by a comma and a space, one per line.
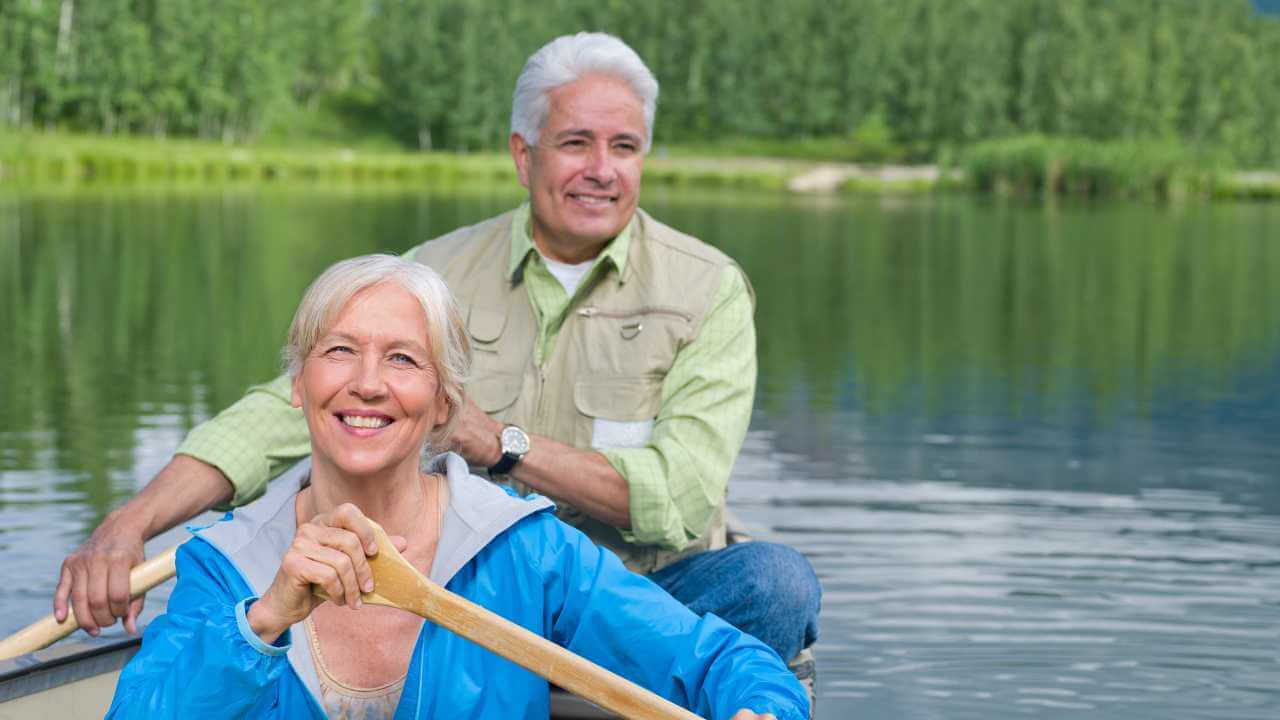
290, 371, 303, 408
434, 393, 452, 429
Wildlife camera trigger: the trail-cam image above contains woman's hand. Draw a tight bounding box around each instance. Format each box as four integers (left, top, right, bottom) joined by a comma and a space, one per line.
246, 503, 387, 644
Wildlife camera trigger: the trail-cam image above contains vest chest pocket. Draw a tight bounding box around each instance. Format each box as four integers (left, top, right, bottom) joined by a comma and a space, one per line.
572, 305, 691, 378
466, 306, 525, 414
574, 376, 663, 450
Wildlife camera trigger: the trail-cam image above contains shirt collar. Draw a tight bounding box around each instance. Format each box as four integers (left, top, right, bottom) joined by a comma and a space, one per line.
507, 203, 635, 282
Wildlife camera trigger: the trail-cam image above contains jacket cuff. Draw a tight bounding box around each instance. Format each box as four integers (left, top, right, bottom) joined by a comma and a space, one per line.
235, 597, 292, 657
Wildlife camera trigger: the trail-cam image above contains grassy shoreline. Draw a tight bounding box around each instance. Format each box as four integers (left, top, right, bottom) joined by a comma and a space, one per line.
2, 131, 1277, 199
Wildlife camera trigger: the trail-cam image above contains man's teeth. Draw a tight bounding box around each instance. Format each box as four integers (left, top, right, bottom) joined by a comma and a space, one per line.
571, 194, 613, 205
342, 415, 390, 429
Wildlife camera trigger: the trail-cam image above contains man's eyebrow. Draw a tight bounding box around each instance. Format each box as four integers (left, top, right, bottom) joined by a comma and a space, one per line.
550, 129, 643, 144
553, 128, 595, 141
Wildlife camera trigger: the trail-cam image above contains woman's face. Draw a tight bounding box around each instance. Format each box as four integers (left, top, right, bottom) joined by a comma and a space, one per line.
292, 282, 449, 479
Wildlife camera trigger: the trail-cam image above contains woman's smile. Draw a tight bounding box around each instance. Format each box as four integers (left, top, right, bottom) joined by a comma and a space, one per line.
336, 411, 394, 433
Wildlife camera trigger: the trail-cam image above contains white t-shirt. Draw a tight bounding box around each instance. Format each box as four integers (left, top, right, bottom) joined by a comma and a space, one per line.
541, 253, 595, 296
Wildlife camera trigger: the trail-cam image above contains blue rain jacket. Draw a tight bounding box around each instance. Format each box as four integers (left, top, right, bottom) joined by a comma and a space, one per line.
105, 454, 808, 720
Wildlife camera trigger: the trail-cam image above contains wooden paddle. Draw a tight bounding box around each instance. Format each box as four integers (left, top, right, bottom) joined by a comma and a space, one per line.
0, 546, 179, 662
316, 523, 703, 720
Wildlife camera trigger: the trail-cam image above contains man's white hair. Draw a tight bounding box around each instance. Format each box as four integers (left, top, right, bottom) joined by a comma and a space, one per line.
510, 32, 659, 151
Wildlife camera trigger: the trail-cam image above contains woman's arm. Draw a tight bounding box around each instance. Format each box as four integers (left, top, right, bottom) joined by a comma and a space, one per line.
528, 516, 810, 720
105, 540, 294, 719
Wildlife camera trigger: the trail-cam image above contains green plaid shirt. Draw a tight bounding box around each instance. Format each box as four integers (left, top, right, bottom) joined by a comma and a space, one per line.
178, 205, 756, 551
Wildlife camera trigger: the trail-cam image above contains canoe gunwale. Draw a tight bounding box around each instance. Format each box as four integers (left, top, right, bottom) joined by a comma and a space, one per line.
0, 635, 140, 703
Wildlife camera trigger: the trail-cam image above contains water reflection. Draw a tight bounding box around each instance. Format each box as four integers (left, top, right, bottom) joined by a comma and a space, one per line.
1, 189, 1278, 719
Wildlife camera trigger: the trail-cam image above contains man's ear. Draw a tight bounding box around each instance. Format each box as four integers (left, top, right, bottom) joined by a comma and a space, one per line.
509, 132, 532, 189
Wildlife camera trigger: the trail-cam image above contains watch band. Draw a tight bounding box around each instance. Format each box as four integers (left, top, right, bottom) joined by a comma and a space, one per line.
488, 452, 520, 475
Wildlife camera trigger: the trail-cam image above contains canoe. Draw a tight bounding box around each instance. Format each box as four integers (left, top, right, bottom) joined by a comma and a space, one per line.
0, 635, 613, 719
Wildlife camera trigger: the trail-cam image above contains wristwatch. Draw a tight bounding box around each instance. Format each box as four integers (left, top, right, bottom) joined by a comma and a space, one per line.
488, 424, 530, 475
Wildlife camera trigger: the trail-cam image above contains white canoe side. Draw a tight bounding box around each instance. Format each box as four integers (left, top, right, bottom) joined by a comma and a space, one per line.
0, 636, 137, 720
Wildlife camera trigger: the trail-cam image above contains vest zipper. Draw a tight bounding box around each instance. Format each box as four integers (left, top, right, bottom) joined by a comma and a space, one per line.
576, 306, 693, 323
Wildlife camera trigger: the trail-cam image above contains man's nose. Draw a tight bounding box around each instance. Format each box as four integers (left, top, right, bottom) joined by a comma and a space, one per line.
582, 143, 616, 184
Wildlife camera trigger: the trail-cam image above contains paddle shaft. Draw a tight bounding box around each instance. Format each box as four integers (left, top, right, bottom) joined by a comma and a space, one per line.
402, 577, 702, 720
0, 546, 178, 661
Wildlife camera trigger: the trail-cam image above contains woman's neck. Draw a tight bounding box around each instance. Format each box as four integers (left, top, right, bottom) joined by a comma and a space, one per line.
302, 456, 432, 539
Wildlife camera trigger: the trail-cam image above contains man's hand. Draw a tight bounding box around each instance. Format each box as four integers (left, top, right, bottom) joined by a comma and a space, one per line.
52, 454, 235, 636
730, 711, 776, 720
54, 514, 147, 636
448, 398, 504, 468
448, 398, 632, 529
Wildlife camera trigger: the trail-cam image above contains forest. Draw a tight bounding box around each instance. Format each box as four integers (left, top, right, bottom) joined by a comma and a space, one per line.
2, 0, 1278, 167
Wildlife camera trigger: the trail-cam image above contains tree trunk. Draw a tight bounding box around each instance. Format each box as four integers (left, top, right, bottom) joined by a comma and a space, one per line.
55, 0, 74, 68
418, 127, 432, 151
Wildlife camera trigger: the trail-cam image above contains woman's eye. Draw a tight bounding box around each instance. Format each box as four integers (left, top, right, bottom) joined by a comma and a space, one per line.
325, 345, 354, 356
390, 353, 419, 366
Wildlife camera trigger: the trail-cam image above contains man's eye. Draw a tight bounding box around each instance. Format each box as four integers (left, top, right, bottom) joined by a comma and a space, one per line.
614, 143, 638, 154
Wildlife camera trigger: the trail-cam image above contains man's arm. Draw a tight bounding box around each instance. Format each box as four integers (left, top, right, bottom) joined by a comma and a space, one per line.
54, 375, 311, 633
449, 402, 632, 529
451, 265, 756, 550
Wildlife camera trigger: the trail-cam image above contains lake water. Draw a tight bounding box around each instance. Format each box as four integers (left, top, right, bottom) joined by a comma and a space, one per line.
2, 186, 1279, 719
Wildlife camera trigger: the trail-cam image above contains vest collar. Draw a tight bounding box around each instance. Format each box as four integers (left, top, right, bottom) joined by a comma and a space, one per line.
507, 202, 637, 285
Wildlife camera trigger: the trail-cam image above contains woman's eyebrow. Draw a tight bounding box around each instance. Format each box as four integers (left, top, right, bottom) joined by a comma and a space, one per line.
386, 339, 430, 355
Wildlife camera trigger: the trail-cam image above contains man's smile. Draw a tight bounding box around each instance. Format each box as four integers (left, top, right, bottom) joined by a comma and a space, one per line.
567, 192, 618, 207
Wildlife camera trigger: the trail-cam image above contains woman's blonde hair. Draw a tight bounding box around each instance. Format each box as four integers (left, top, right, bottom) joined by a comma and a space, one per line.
284, 254, 470, 445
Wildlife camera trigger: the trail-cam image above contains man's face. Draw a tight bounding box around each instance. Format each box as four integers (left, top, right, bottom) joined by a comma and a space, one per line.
510, 73, 646, 263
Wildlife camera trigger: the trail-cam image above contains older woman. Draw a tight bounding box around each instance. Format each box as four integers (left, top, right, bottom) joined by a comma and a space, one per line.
105, 255, 807, 720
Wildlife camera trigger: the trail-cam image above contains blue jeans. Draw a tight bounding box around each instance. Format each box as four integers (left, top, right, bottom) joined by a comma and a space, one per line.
648, 542, 821, 662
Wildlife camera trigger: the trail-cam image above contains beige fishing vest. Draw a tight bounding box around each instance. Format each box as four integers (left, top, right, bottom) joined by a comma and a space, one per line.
413, 208, 744, 573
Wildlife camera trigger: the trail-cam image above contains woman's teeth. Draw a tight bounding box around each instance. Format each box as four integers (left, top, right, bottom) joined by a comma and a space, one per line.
342, 415, 390, 429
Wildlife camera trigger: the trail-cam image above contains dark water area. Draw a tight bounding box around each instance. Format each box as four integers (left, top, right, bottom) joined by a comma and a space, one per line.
1, 187, 1278, 719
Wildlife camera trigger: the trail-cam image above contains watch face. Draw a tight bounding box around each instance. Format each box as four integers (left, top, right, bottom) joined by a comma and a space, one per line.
501, 425, 530, 455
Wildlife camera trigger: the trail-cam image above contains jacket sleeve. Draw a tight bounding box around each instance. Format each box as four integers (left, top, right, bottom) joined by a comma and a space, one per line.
105, 540, 294, 719
526, 514, 808, 720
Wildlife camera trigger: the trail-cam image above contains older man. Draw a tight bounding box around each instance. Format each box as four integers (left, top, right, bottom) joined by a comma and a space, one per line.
55, 32, 820, 684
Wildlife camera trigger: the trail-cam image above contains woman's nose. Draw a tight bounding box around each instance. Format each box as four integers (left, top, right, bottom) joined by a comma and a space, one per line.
349, 356, 387, 399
